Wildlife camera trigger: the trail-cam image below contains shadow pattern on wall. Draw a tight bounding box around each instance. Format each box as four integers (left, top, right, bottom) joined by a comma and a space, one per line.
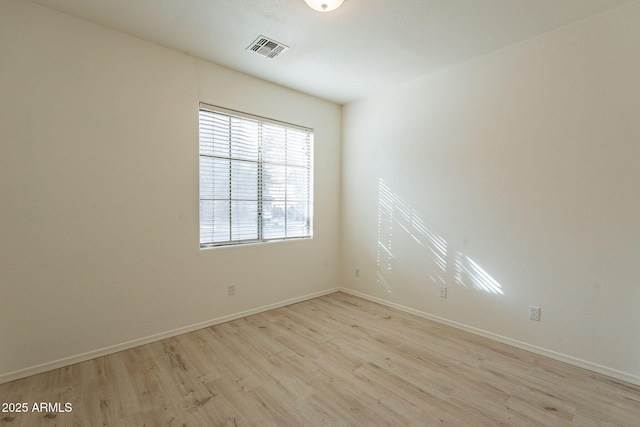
376, 179, 503, 296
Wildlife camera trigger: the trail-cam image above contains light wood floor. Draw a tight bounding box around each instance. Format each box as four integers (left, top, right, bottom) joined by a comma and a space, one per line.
1, 292, 639, 426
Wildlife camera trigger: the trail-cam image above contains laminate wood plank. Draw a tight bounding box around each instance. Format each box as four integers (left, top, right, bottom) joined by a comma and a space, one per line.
1, 291, 639, 426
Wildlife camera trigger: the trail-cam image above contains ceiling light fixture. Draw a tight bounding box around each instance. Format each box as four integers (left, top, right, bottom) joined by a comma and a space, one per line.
304, 0, 344, 12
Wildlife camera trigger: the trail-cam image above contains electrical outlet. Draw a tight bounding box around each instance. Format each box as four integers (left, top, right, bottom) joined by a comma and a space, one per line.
355, 268, 360, 278
529, 306, 540, 321
228, 284, 236, 296
439, 286, 447, 298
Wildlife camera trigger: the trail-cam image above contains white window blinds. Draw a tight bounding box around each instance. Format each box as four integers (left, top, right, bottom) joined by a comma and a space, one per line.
199, 104, 313, 247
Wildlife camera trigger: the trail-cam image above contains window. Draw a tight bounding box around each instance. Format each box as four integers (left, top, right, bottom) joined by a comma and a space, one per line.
199, 103, 313, 247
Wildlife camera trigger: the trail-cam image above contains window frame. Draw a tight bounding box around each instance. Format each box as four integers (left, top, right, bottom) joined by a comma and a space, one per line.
199, 103, 314, 248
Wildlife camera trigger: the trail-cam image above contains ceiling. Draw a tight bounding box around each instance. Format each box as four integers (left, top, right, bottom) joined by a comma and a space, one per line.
27, 0, 634, 105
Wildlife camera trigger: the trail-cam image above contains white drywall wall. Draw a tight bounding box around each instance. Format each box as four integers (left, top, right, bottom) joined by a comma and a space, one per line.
0, 0, 341, 381
342, 2, 640, 383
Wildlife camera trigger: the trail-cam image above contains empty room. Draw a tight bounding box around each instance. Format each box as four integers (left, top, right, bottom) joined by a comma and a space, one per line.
1, 0, 639, 425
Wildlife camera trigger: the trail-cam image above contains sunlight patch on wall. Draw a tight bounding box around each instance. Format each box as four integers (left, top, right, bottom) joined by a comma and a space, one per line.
454, 252, 504, 295
377, 178, 447, 286
376, 178, 504, 296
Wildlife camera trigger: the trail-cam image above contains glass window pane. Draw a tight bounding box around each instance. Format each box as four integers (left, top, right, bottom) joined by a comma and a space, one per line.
263, 164, 286, 203
263, 215, 286, 239
201, 113, 234, 158
287, 129, 310, 166
200, 200, 214, 244
286, 200, 309, 237
212, 158, 231, 200
232, 201, 258, 240
231, 160, 258, 201
263, 124, 286, 164
286, 166, 308, 202
200, 157, 230, 200
230, 117, 259, 161
200, 200, 231, 243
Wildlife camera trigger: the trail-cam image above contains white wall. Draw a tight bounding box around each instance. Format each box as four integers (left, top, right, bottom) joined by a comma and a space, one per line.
0, 0, 341, 382
342, 2, 640, 384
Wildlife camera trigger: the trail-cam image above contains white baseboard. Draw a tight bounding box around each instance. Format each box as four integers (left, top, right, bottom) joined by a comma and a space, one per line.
0, 287, 340, 385
339, 288, 640, 387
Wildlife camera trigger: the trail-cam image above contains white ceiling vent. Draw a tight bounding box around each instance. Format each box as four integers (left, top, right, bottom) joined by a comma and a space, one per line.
247, 36, 289, 59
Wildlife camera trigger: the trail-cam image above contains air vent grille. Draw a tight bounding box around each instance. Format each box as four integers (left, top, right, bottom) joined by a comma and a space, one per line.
247, 36, 289, 59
